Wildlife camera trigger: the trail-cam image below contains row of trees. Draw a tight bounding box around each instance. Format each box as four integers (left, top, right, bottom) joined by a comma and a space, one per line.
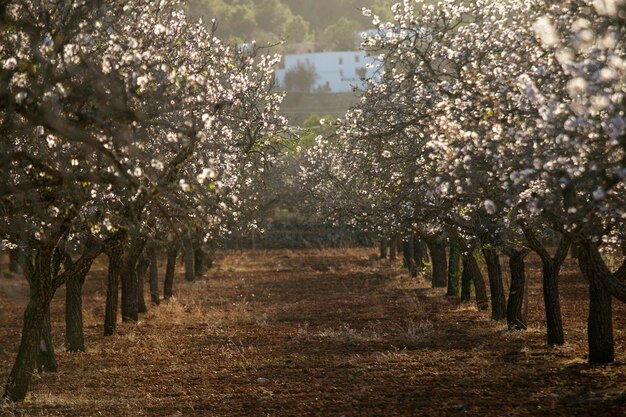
302, 0, 625, 363
0, 0, 287, 402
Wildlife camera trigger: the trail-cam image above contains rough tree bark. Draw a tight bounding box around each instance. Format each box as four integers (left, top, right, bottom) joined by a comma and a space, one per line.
37, 306, 57, 372
3, 231, 103, 402
194, 245, 205, 277
521, 226, 568, 345
136, 253, 149, 314
389, 235, 397, 261
148, 245, 160, 305
447, 239, 461, 297
505, 249, 529, 330
3, 295, 49, 401
427, 238, 447, 288
577, 242, 614, 364
164, 243, 178, 299
65, 269, 86, 351
461, 250, 489, 310
120, 235, 147, 322
104, 244, 123, 336
379, 238, 388, 259
182, 236, 195, 282
577, 238, 626, 302
3, 248, 54, 402
403, 237, 417, 278
65, 264, 91, 352
481, 237, 507, 321
414, 237, 428, 275
461, 261, 472, 302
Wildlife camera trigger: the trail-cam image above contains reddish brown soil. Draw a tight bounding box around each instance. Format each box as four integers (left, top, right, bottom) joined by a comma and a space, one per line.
0, 248, 625, 416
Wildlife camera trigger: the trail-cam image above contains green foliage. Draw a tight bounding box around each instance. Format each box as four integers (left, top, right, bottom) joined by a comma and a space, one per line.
299, 114, 335, 149
320, 17, 360, 51
284, 15, 310, 43
186, 0, 401, 48
283, 60, 318, 93
256, 0, 294, 33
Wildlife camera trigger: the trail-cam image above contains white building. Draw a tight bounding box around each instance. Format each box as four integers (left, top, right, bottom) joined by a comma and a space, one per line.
275, 51, 381, 93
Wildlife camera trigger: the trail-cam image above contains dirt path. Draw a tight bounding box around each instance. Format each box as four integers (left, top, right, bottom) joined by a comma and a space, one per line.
1, 249, 625, 416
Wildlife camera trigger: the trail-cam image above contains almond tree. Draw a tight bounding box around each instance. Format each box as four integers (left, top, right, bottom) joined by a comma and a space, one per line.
0, 0, 285, 401
507, 0, 626, 362
305, 0, 624, 361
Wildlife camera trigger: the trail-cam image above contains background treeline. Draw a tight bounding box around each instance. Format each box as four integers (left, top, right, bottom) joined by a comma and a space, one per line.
186, 0, 398, 48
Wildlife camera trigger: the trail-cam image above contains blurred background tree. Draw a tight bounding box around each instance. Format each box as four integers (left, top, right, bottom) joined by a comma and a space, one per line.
283, 61, 318, 93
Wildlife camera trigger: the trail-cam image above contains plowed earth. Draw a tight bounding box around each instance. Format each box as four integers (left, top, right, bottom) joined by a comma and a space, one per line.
0, 248, 625, 416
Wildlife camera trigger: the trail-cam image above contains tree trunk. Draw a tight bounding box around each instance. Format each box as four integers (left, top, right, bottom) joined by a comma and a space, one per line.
461, 260, 472, 302
428, 238, 447, 288
121, 237, 146, 322
389, 236, 397, 261
164, 243, 178, 299
8, 249, 20, 274
104, 245, 122, 336
506, 250, 528, 330
578, 245, 614, 364
37, 305, 57, 372
121, 262, 138, 321
521, 226, 568, 346
136, 254, 149, 314
414, 238, 428, 274
182, 237, 194, 282
3, 297, 48, 401
403, 237, 417, 278
447, 239, 461, 297
379, 238, 388, 259
194, 246, 205, 277
541, 259, 565, 345
65, 268, 88, 352
462, 252, 489, 310
148, 245, 160, 305
482, 244, 506, 320
3, 248, 54, 402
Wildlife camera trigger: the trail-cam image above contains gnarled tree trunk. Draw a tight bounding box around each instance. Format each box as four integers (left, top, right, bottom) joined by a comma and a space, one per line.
403, 237, 417, 278
136, 253, 149, 314
542, 259, 565, 345
148, 245, 160, 305
104, 245, 123, 336
37, 306, 57, 372
506, 249, 528, 330
482, 241, 506, 320
182, 236, 195, 282
427, 238, 447, 288
521, 226, 567, 345
164, 243, 178, 299
194, 245, 206, 277
120, 236, 147, 322
379, 238, 388, 259
578, 243, 614, 364
462, 251, 489, 310
65, 267, 90, 352
461, 262, 472, 302
414, 237, 428, 275
447, 239, 461, 297
389, 235, 398, 261
3, 248, 54, 402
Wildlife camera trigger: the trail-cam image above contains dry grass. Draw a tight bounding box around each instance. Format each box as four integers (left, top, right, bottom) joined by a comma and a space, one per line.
0, 248, 625, 416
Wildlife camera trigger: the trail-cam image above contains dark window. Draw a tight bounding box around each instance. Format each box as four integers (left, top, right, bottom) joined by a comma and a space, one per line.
338, 57, 343, 65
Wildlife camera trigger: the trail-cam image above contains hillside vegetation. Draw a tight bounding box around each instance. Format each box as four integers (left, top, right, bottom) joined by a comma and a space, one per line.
186, 0, 399, 47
